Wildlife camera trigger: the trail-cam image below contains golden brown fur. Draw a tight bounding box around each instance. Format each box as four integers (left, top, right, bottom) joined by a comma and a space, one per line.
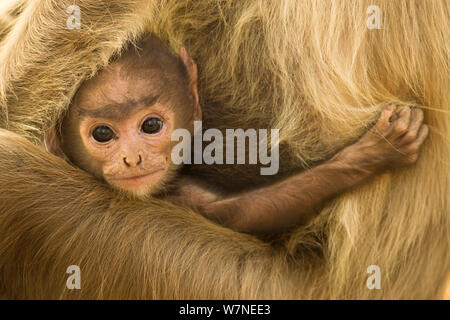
0, 129, 296, 299
0, 0, 448, 299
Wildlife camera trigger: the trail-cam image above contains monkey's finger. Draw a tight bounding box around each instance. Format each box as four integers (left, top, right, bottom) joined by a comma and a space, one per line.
409, 124, 429, 149
374, 104, 396, 131
395, 105, 412, 127
389, 106, 411, 123
389, 106, 412, 137
402, 108, 424, 143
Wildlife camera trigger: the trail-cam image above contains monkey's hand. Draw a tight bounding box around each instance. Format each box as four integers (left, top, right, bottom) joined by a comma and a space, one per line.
333, 105, 429, 174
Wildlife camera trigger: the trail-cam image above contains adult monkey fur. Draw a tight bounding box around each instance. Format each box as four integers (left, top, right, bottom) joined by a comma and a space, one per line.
0, 0, 448, 299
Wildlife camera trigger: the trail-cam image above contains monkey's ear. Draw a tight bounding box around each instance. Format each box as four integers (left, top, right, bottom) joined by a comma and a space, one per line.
180, 47, 201, 121
44, 125, 69, 161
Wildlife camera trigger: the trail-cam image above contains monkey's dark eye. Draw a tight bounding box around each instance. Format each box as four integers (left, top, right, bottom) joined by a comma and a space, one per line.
142, 118, 163, 134
92, 125, 114, 143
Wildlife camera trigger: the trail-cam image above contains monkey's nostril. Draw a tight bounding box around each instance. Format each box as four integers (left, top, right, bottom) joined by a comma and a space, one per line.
123, 155, 142, 167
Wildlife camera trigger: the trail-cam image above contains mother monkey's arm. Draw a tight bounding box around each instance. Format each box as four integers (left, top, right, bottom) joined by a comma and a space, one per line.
0, 129, 304, 299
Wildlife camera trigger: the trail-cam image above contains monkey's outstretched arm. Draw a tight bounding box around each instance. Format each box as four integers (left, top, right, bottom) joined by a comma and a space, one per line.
0, 129, 296, 299
198, 106, 428, 235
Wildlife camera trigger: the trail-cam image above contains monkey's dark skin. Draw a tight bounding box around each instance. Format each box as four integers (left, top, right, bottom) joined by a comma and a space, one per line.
170, 105, 428, 234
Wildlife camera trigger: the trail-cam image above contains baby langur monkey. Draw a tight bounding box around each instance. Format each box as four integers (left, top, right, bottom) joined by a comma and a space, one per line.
48, 35, 429, 235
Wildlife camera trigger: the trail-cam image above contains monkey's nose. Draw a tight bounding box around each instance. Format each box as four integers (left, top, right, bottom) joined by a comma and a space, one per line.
123, 155, 142, 167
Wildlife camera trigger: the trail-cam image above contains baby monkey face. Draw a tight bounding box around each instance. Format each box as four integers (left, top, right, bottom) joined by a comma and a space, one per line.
79, 104, 177, 197
74, 68, 184, 197
59, 46, 200, 198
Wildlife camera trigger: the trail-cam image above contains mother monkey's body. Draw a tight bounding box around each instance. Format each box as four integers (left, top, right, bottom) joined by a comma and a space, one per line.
0, 0, 448, 298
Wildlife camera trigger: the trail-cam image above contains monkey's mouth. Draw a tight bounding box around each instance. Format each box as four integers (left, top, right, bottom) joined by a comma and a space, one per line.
106, 169, 165, 189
